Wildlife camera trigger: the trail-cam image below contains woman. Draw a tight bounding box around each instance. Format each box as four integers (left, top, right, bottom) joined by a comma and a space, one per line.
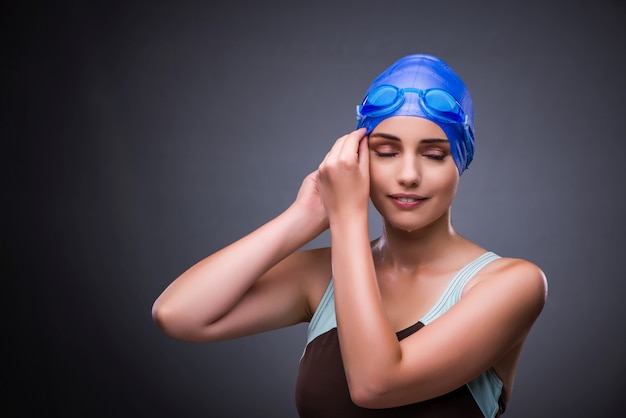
152, 54, 547, 417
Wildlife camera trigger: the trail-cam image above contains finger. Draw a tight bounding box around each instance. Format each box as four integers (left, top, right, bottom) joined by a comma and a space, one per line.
321, 128, 367, 172
321, 133, 350, 169
358, 134, 369, 172
338, 128, 367, 161
319, 140, 341, 174
305, 169, 319, 182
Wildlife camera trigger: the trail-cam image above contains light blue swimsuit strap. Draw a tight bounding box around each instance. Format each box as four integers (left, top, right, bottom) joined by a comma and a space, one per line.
305, 276, 337, 347
420, 251, 501, 325
417, 251, 503, 418
305, 252, 501, 347
303, 251, 504, 418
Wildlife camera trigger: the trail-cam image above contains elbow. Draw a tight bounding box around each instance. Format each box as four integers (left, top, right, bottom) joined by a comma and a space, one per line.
349, 389, 379, 409
151, 299, 179, 337
151, 298, 203, 341
347, 377, 393, 409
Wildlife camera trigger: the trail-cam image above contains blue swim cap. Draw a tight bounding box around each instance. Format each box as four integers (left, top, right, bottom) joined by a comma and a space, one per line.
356, 54, 475, 174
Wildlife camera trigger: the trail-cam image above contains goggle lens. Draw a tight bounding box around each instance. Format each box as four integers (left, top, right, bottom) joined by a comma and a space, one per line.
423, 89, 456, 113
358, 85, 464, 125
360, 86, 404, 116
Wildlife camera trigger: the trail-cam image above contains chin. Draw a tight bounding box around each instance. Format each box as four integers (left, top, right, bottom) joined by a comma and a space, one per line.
382, 210, 449, 235
385, 218, 431, 234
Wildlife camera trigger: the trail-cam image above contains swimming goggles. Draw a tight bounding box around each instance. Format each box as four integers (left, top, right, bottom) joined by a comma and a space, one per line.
356, 85, 471, 129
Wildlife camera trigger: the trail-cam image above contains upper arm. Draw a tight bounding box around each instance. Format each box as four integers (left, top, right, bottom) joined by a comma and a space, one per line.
197, 247, 332, 342
379, 258, 547, 405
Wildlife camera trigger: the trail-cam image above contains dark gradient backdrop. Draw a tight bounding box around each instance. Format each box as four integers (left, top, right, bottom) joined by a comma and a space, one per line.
5, 1, 625, 417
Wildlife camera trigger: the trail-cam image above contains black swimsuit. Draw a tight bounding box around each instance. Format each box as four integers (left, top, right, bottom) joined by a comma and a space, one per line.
295, 252, 505, 418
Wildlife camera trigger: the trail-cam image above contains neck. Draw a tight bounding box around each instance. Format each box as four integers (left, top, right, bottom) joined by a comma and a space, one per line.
372, 210, 464, 271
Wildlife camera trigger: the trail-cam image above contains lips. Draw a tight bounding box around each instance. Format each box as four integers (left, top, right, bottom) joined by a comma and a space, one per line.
389, 193, 427, 208
396, 196, 421, 203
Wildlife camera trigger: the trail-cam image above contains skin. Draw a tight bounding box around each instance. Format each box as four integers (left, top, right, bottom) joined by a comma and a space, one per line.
152, 115, 547, 409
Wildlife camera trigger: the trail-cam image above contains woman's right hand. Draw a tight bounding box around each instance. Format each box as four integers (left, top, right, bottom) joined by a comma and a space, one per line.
291, 170, 330, 235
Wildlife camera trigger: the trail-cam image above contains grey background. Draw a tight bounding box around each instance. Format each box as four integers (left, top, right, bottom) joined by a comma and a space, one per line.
5, 0, 625, 417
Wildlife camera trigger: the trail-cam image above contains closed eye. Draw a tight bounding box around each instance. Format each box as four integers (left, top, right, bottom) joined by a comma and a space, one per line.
425, 154, 446, 161
375, 151, 398, 158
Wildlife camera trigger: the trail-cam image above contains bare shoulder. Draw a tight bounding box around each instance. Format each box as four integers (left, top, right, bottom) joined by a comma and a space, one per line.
466, 256, 548, 317
487, 256, 547, 293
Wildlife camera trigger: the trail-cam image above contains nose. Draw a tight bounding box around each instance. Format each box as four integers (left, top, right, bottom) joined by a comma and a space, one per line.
397, 154, 421, 187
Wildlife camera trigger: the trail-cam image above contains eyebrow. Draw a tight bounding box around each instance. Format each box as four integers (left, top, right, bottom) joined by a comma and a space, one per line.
368, 133, 449, 143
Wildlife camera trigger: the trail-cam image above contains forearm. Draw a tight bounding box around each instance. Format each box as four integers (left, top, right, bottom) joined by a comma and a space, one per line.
152, 204, 323, 337
330, 215, 402, 393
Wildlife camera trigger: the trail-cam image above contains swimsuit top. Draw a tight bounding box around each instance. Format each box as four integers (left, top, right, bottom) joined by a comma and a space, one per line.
295, 251, 505, 418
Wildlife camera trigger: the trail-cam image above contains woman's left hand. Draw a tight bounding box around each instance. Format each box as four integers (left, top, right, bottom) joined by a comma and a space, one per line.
317, 128, 369, 224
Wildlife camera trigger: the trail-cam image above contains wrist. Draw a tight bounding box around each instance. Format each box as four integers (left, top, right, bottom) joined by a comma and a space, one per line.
328, 205, 368, 227
283, 203, 328, 241
328, 210, 369, 237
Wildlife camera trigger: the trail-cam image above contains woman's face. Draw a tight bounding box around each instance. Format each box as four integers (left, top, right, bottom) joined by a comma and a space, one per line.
367, 116, 460, 232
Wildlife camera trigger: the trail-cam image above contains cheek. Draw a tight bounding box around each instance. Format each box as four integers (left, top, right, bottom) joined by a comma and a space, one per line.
368, 161, 389, 192
368, 159, 378, 181
441, 172, 460, 199
425, 165, 459, 197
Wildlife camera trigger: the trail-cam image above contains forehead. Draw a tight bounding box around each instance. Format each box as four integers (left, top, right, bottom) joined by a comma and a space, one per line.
370, 116, 449, 141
